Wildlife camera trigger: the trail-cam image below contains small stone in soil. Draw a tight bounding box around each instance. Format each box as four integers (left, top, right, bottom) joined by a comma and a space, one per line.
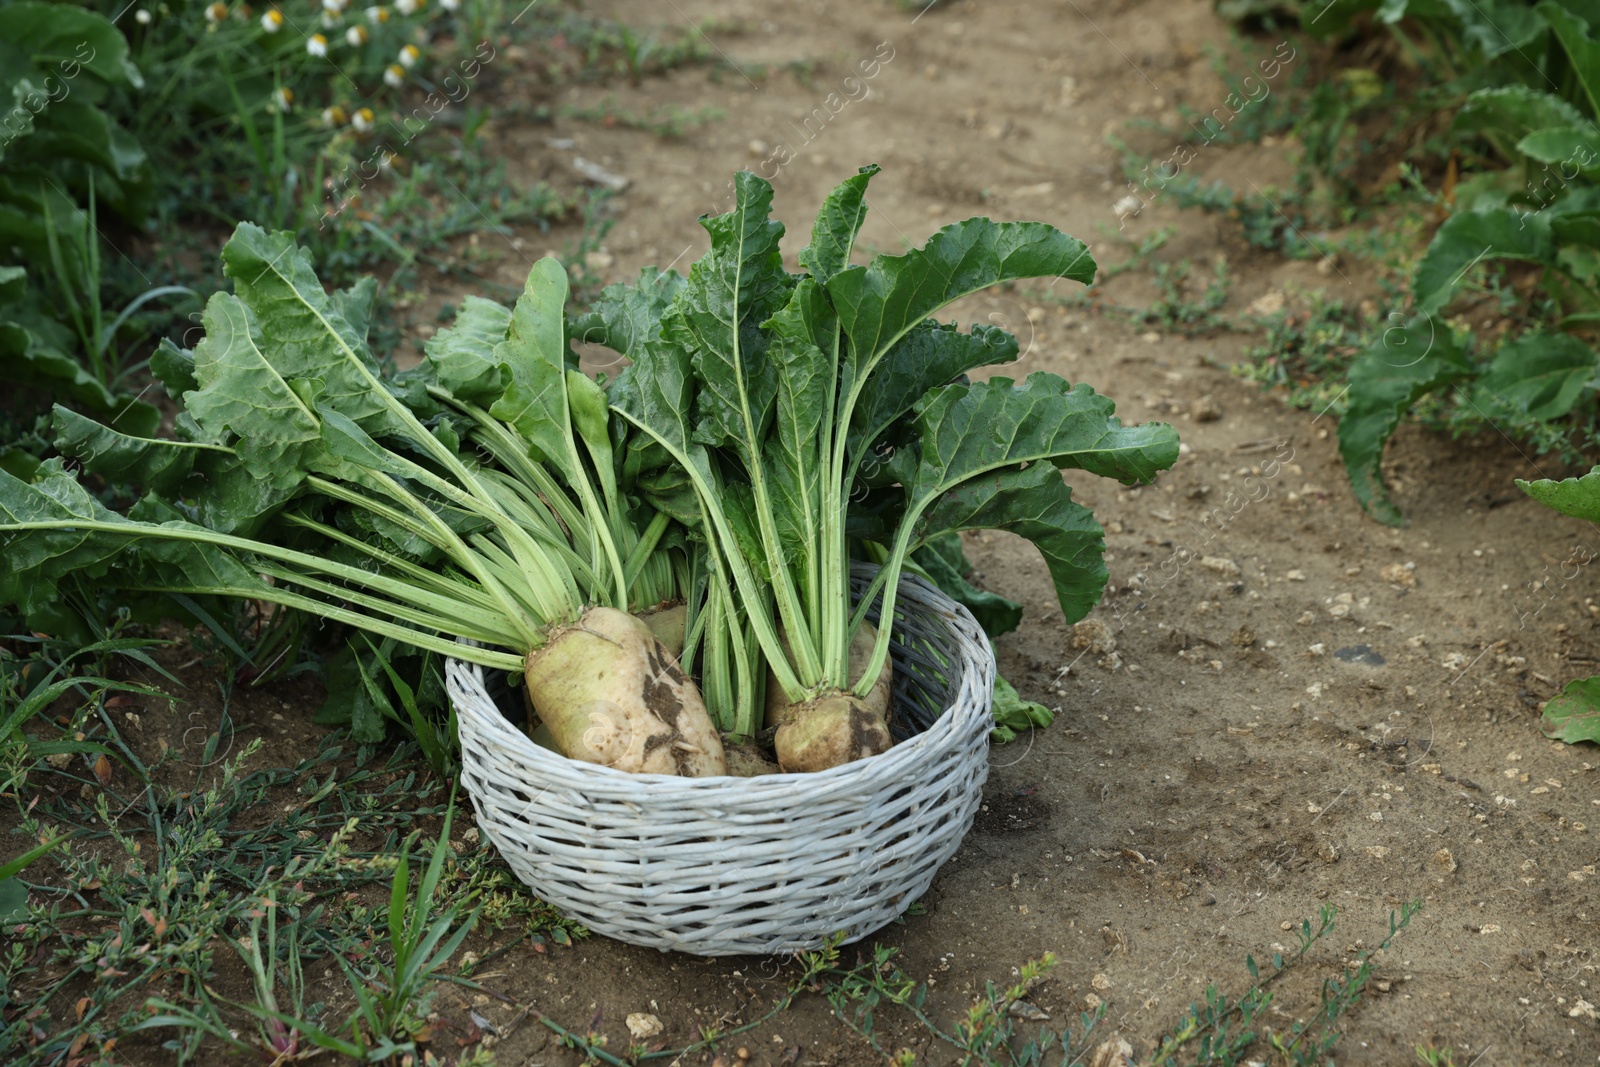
1071, 619, 1116, 655
1380, 562, 1417, 587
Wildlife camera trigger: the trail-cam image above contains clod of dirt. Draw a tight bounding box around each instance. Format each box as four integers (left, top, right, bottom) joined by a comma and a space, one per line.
1091, 972, 1113, 991
1380, 561, 1418, 587
1248, 290, 1286, 316
1072, 619, 1116, 655
1231, 626, 1256, 648
1088, 1036, 1132, 1067
1430, 848, 1458, 876
1201, 556, 1240, 578
1191, 394, 1223, 422
626, 1013, 663, 1039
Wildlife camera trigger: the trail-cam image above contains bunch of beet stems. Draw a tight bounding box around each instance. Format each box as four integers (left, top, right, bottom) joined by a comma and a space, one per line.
0, 230, 727, 775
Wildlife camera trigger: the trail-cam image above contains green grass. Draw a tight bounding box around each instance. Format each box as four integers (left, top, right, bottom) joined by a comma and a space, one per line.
0, 735, 582, 1064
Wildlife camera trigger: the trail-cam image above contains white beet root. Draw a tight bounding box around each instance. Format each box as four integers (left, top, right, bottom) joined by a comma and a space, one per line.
766, 621, 895, 772
524, 606, 727, 776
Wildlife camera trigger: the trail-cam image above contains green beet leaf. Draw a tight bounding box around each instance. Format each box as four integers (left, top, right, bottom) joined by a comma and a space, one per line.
1539, 3, 1600, 119
1337, 315, 1472, 525
1412, 209, 1553, 314
420, 295, 512, 405
1516, 127, 1600, 178
991, 672, 1054, 744
613, 168, 1177, 721
1541, 676, 1600, 744
912, 460, 1108, 630
1518, 464, 1600, 520
1474, 332, 1600, 421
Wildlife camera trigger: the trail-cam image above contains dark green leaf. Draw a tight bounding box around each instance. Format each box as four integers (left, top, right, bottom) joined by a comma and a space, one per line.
22, 101, 147, 181
489, 259, 583, 483
991, 671, 1053, 742
0, 318, 117, 411
798, 163, 880, 284
150, 338, 198, 397
1454, 87, 1589, 151
1541, 675, 1600, 743
0, 265, 23, 304
829, 220, 1094, 403
910, 372, 1180, 492
421, 295, 511, 405
1516, 127, 1600, 177
52, 405, 208, 495
1518, 464, 1600, 520
570, 267, 684, 356
848, 320, 1019, 465
914, 461, 1109, 627
1337, 316, 1472, 524
1540, 3, 1600, 117
671, 171, 789, 457
1412, 209, 1553, 313
0, 877, 27, 923
1447, 0, 1550, 56
0, 2, 143, 87
185, 292, 324, 482
1474, 332, 1600, 419
214, 223, 400, 437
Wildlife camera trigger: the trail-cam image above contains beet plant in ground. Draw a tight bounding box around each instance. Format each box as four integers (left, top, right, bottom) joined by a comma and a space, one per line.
1519, 466, 1600, 745
598, 166, 1180, 771
0, 223, 725, 776
1284, 2, 1600, 524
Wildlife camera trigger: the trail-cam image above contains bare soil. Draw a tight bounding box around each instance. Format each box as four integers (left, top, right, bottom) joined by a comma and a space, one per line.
33, 1, 1600, 1064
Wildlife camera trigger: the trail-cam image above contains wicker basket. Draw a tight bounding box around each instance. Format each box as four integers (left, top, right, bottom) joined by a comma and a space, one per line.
447, 565, 994, 956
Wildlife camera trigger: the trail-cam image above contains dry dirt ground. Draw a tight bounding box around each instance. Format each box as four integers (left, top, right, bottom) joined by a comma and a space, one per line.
59, 0, 1600, 1063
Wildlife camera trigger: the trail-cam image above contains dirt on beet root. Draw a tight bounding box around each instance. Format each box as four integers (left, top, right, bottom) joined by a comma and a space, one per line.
14, 1, 1599, 1064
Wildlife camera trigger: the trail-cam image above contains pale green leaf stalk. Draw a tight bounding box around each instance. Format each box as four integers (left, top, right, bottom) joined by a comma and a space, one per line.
0, 225, 687, 688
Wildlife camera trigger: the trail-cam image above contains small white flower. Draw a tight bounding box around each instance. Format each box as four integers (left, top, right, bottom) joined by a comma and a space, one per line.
307, 33, 328, 56
206, 2, 229, 23
345, 24, 367, 45
351, 107, 375, 132
271, 87, 294, 112
394, 0, 417, 14
365, 5, 389, 22
383, 63, 405, 87
260, 8, 283, 31
321, 0, 345, 12
322, 105, 348, 127
439, 0, 458, 9
397, 43, 420, 68
135, 9, 153, 24
319, 11, 340, 28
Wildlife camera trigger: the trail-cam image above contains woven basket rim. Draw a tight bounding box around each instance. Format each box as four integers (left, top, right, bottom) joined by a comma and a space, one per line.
450, 568, 984, 797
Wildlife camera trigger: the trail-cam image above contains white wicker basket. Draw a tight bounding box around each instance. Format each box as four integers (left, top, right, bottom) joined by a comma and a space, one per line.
447, 565, 994, 956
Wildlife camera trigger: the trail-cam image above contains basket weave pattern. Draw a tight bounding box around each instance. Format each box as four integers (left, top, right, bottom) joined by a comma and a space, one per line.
448, 566, 995, 956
